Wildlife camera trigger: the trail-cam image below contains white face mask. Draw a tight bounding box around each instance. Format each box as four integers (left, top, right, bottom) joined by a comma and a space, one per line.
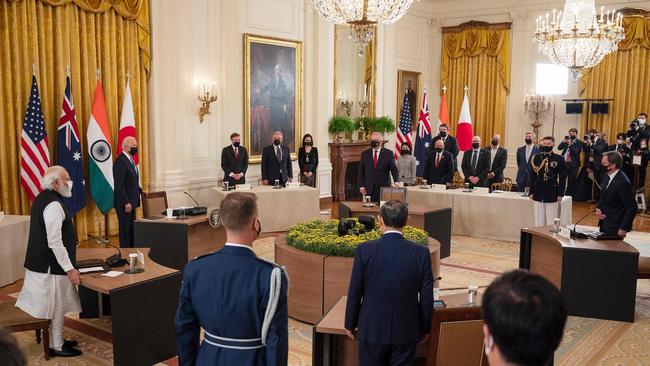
618, 139, 625, 145
59, 180, 73, 198
639, 118, 647, 125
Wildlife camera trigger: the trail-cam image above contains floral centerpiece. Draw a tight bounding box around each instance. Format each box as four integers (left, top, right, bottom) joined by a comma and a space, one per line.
286, 219, 428, 257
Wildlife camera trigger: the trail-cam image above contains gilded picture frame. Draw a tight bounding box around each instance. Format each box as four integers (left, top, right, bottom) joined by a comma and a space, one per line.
244, 34, 303, 163
396, 70, 421, 131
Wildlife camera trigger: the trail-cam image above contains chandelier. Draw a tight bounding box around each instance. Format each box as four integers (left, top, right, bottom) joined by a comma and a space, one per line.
533, 0, 625, 80
312, 0, 414, 50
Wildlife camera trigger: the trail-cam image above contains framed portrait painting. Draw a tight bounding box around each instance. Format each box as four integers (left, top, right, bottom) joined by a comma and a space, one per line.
244, 34, 302, 162
396, 70, 421, 130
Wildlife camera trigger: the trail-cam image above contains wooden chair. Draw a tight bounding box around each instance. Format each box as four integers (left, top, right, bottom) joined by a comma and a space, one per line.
0, 299, 50, 360
380, 187, 407, 202
141, 191, 168, 218
425, 306, 488, 366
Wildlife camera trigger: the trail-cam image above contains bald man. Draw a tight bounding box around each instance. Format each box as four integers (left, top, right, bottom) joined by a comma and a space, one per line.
113, 136, 142, 248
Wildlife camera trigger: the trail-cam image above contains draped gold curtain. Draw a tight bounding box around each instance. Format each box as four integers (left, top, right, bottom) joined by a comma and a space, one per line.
579, 15, 650, 141
0, 0, 150, 239
440, 23, 511, 144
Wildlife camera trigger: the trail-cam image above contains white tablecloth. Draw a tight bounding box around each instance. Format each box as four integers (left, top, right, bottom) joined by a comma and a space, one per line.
406, 188, 573, 242
212, 186, 321, 232
0, 215, 30, 287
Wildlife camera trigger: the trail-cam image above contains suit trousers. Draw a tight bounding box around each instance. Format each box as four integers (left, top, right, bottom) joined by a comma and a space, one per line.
534, 201, 559, 227
566, 164, 577, 196
359, 341, 417, 366
117, 208, 136, 248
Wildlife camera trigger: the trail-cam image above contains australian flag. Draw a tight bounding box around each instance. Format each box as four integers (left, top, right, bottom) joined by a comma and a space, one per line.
414, 89, 432, 177
56, 75, 86, 215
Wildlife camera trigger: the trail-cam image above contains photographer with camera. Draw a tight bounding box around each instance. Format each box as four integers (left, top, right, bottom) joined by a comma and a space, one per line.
558, 128, 583, 196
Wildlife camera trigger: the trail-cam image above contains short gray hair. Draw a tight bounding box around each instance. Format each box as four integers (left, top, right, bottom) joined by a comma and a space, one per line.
41, 166, 66, 190
122, 136, 136, 150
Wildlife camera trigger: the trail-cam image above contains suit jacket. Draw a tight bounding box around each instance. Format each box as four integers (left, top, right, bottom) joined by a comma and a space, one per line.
516, 144, 540, 188
345, 233, 433, 345
589, 138, 608, 173
423, 150, 455, 184
221, 145, 249, 184
357, 148, 399, 192
176, 246, 288, 366
486, 146, 507, 183
597, 171, 637, 234
558, 139, 584, 169
261, 144, 293, 184
113, 152, 141, 210
461, 149, 490, 187
431, 135, 459, 160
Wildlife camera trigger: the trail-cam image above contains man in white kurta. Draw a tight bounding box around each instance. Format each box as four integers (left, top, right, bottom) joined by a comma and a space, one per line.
16, 166, 82, 357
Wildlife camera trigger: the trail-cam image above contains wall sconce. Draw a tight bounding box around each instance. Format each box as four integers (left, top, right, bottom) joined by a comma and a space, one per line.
198, 81, 217, 123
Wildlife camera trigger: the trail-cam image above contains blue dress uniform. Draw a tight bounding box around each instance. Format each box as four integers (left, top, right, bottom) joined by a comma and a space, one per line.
175, 244, 288, 366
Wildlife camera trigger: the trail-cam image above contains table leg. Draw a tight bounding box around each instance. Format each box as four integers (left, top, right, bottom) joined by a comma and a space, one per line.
43, 327, 50, 360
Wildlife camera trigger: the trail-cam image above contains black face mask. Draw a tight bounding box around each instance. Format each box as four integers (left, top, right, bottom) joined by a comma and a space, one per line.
570, 135, 577, 140
304, 141, 313, 146
129, 147, 138, 156
233, 141, 240, 147
439, 131, 447, 138
525, 138, 532, 145
435, 147, 443, 153
400, 149, 410, 155
491, 139, 499, 146
472, 143, 480, 149
273, 139, 281, 146
370, 140, 380, 148
540, 145, 552, 153
603, 163, 615, 173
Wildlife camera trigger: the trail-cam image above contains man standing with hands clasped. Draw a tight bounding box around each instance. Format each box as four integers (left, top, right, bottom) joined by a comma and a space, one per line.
358, 131, 400, 202
595, 151, 637, 237
529, 136, 567, 227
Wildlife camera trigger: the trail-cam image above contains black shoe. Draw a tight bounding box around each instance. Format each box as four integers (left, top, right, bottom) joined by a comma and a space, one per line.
63, 339, 78, 348
49, 345, 82, 357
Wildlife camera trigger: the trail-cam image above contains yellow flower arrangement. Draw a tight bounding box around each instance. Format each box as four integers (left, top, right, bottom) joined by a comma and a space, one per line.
286, 219, 428, 257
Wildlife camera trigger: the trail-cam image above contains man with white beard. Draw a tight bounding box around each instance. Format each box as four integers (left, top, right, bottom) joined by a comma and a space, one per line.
16, 166, 83, 357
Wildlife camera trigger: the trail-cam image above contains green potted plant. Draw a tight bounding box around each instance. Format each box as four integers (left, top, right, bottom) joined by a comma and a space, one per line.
328, 116, 354, 143
364, 116, 396, 138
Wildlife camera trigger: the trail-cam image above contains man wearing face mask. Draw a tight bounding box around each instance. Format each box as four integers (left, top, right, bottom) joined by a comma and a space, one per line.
261, 131, 293, 186
16, 166, 83, 357
423, 139, 455, 185
113, 136, 142, 248
558, 128, 583, 196
176, 193, 288, 365
516, 131, 540, 192
431, 124, 459, 170
481, 270, 567, 366
595, 151, 637, 237
529, 136, 567, 226
396, 142, 417, 186
461, 136, 490, 188
221, 132, 249, 186
358, 132, 400, 202
609, 133, 633, 181
486, 134, 507, 188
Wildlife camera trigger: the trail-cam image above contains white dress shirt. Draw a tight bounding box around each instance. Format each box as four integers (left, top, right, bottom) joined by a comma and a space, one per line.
525, 144, 533, 163
490, 146, 499, 169
605, 169, 620, 190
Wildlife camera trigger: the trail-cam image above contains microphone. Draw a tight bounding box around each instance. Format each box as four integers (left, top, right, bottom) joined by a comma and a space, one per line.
570, 210, 595, 239
184, 191, 200, 207
434, 276, 442, 283
104, 241, 127, 267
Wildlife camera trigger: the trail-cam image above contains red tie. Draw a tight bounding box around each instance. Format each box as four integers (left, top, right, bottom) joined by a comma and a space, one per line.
436, 153, 440, 168
373, 150, 378, 168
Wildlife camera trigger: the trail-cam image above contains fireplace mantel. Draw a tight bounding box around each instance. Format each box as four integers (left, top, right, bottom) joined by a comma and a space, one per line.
329, 141, 371, 201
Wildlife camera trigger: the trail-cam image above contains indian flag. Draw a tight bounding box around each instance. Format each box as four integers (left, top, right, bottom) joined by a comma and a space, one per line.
87, 80, 114, 214
456, 87, 473, 152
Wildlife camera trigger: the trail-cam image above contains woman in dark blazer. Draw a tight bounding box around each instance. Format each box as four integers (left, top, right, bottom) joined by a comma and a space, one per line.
298, 134, 319, 187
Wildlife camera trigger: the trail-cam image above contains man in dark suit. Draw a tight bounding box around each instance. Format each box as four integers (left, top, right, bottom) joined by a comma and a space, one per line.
558, 128, 583, 196
596, 151, 637, 237
113, 136, 142, 248
358, 131, 400, 202
431, 124, 459, 170
486, 134, 507, 188
221, 132, 248, 186
345, 200, 433, 366
261, 131, 293, 186
609, 133, 633, 181
516, 131, 540, 192
423, 139, 455, 184
461, 136, 490, 188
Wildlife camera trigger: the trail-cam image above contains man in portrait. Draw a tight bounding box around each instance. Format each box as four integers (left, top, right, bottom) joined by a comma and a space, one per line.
256, 64, 289, 137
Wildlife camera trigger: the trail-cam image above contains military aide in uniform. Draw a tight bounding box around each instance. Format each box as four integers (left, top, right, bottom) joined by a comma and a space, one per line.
529, 136, 567, 227
175, 192, 288, 365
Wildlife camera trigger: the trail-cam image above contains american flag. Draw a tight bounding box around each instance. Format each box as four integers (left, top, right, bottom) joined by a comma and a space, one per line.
395, 90, 413, 159
414, 89, 432, 176
20, 75, 50, 201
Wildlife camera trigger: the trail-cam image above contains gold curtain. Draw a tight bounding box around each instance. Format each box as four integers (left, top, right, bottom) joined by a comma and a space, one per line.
0, 0, 150, 239
579, 15, 650, 141
440, 23, 511, 144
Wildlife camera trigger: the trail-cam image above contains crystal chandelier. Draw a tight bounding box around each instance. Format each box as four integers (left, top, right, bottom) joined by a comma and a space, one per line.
312, 0, 414, 50
533, 0, 625, 80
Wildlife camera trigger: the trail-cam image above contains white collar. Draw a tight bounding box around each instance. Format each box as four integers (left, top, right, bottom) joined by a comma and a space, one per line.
232, 144, 239, 149
491, 145, 499, 150
383, 230, 403, 236
225, 243, 255, 253
607, 169, 620, 181
122, 151, 135, 163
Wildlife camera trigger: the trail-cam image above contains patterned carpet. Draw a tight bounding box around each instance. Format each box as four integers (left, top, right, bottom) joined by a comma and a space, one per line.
5, 234, 650, 365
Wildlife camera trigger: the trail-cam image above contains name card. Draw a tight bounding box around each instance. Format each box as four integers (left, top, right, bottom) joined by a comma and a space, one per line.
236, 184, 252, 191
475, 187, 490, 195
286, 182, 301, 189
432, 184, 446, 191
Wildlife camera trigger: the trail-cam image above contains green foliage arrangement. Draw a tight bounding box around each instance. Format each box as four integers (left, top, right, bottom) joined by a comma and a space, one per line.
286, 219, 428, 257
328, 116, 355, 134
363, 116, 396, 134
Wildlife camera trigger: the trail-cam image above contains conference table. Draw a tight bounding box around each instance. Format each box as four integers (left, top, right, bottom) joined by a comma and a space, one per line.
406, 187, 573, 242
134, 214, 226, 270
212, 185, 321, 232
0, 215, 30, 287
78, 248, 182, 366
